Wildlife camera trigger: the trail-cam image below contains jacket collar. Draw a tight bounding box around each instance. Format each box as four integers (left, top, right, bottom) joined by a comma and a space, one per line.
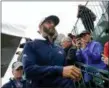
30, 32, 46, 41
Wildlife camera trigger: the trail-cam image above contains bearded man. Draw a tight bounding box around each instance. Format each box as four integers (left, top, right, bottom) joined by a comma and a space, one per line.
22, 15, 81, 88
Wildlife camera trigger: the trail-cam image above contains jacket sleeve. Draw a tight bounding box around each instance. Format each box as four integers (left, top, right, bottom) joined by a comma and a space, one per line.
86, 42, 103, 60
22, 42, 63, 80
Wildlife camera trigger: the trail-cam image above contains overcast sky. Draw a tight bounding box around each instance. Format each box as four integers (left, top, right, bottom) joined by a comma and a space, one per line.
2, 1, 87, 36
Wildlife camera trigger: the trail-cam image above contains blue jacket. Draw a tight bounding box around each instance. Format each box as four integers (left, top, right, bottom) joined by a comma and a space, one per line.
76, 40, 107, 82
1, 78, 27, 88
22, 39, 75, 88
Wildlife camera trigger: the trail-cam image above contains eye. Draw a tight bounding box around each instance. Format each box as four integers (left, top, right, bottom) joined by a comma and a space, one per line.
46, 20, 52, 24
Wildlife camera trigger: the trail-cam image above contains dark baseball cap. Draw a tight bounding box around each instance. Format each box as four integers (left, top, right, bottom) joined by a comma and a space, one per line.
79, 30, 91, 37
40, 15, 60, 26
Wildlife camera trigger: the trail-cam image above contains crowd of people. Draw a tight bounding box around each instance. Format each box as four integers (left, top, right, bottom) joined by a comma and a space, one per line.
2, 15, 109, 88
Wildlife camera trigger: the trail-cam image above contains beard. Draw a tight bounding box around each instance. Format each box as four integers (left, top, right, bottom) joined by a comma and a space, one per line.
40, 25, 58, 42
43, 26, 56, 37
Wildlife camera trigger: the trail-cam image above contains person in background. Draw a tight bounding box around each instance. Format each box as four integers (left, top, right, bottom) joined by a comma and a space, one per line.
102, 29, 109, 65
2, 61, 27, 88
76, 30, 107, 69
22, 15, 81, 88
61, 34, 81, 65
61, 36, 77, 65
102, 41, 109, 65
76, 30, 107, 86
68, 33, 76, 46
68, 33, 81, 49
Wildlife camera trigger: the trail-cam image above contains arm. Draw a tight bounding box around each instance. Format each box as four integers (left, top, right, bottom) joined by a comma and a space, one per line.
22, 42, 63, 80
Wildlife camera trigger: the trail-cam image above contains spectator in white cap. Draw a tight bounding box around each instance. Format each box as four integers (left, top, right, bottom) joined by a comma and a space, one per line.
2, 61, 27, 88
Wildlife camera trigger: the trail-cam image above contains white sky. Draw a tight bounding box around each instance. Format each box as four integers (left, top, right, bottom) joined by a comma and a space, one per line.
2, 1, 87, 36
2, 1, 88, 86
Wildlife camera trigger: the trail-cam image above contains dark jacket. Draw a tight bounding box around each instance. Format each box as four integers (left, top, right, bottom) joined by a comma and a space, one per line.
65, 46, 77, 65
2, 78, 27, 88
22, 38, 75, 88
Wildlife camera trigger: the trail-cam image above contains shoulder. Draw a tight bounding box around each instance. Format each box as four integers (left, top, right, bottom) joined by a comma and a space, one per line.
91, 41, 102, 46
24, 39, 46, 49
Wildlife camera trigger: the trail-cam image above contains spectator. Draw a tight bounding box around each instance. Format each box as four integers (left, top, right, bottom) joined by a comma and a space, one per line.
102, 29, 109, 65
61, 37, 72, 50
61, 37, 77, 64
2, 61, 27, 88
22, 15, 81, 88
102, 41, 109, 65
75, 35, 81, 49
76, 30, 107, 83
54, 33, 65, 46
104, 41, 109, 58
68, 33, 77, 47
68, 33, 76, 40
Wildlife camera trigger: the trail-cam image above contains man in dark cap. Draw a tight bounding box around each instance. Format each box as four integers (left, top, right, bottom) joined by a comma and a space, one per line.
22, 15, 81, 88
76, 30, 107, 86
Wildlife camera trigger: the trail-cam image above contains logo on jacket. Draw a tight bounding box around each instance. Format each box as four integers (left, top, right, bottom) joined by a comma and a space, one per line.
22, 54, 27, 58
58, 51, 63, 54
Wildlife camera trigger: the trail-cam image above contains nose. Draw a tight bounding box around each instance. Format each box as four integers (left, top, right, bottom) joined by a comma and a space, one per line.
49, 22, 55, 27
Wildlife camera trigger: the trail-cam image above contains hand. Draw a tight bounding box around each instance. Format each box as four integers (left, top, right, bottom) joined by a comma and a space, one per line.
81, 41, 86, 49
104, 58, 109, 65
102, 54, 109, 65
72, 40, 76, 46
75, 41, 81, 49
62, 66, 82, 81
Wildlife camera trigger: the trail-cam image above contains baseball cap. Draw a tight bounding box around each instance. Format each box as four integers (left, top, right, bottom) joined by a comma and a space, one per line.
12, 61, 23, 70
68, 33, 76, 39
79, 30, 91, 37
40, 15, 60, 27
